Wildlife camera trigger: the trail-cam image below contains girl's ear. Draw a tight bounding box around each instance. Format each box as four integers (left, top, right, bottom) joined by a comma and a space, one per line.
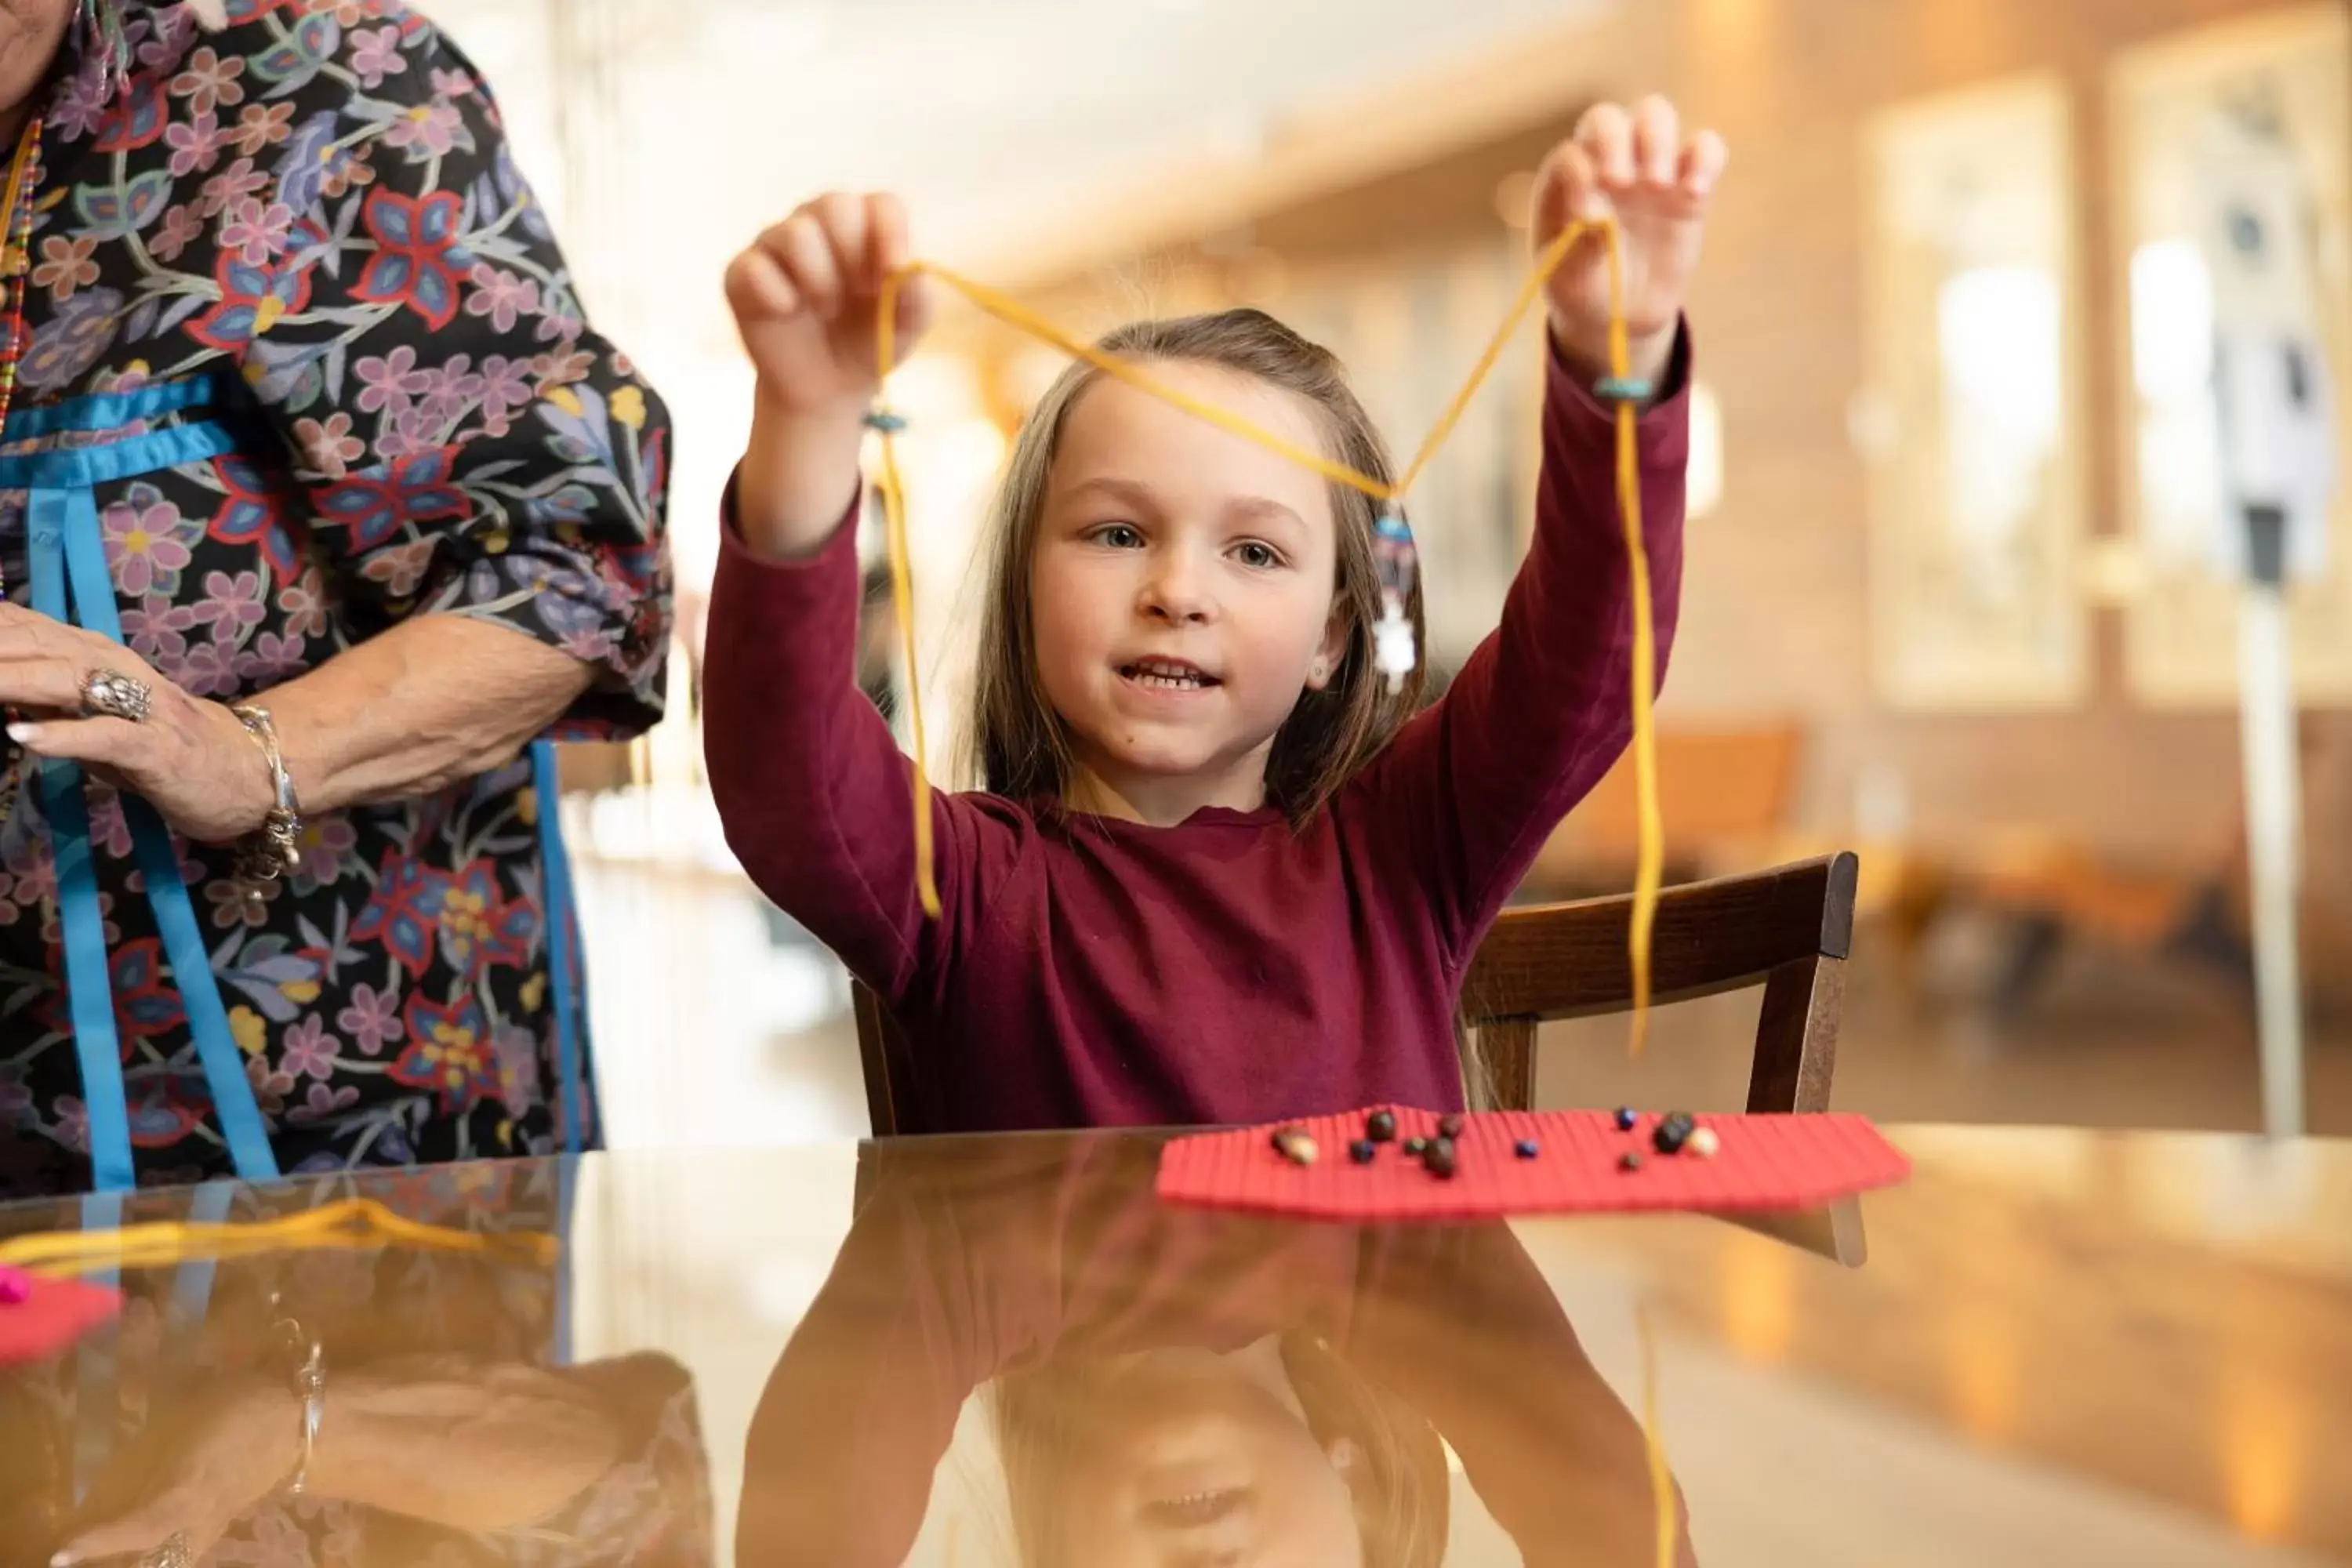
1306, 608, 1349, 691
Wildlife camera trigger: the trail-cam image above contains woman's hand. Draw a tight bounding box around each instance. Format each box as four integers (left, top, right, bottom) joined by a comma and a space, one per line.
724, 191, 936, 556
47, 1375, 299, 1567
0, 604, 272, 844
1530, 96, 1727, 391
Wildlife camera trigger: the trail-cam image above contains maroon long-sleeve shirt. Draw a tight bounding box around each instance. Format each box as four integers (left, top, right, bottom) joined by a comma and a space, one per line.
738, 1138, 1696, 1566
705, 335, 1689, 1132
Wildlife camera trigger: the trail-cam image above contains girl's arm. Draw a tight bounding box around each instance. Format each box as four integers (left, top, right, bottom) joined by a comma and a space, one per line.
705, 194, 996, 1004
1356, 334, 1689, 956
703, 488, 985, 1002
1350, 1224, 1701, 1566
1352, 100, 1722, 962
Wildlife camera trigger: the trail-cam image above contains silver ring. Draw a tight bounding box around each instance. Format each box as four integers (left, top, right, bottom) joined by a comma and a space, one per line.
81, 669, 152, 724
140, 1534, 191, 1568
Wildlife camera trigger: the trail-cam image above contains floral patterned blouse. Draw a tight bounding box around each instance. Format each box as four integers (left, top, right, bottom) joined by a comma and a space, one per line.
0, 0, 673, 1197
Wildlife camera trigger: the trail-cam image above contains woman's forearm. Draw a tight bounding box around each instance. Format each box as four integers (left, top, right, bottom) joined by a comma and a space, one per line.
306, 1363, 624, 1530
263, 615, 597, 816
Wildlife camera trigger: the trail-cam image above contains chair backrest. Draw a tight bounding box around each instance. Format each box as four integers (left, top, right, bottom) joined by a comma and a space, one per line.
851, 851, 1860, 1134
1461, 852, 1859, 1112
852, 980, 927, 1138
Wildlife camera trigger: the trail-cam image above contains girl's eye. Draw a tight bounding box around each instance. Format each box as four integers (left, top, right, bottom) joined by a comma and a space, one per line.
1233, 541, 1283, 570
1088, 523, 1144, 550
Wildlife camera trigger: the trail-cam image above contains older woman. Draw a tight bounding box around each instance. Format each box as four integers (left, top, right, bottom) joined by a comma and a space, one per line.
0, 0, 670, 1195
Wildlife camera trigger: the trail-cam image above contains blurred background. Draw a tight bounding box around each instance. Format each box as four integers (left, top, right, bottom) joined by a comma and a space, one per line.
420, 0, 2350, 1149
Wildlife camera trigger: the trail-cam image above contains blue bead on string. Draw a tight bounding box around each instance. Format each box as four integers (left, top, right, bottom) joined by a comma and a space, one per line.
864, 409, 908, 434
1371, 508, 1419, 694
1593, 376, 1653, 405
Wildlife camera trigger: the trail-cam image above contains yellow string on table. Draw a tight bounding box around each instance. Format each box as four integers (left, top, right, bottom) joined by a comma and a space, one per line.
0, 1196, 556, 1279
1640, 1305, 1675, 1568
868, 219, 1664, 1044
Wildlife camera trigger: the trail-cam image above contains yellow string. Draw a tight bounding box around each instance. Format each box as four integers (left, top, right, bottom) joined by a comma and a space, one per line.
0, 1196, 557, 1279
869, 218, 1661, 1045
1640, 1305, 1674, 1568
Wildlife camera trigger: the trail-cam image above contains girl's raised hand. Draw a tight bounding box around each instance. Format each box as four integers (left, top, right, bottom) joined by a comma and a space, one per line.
726, 191, 936, 420
1530, 97, 1726, 390
726, 193, 937, 553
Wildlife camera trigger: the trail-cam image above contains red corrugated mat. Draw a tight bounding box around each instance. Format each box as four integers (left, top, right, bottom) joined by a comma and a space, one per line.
1156, 1106, 1909, 1220
0, 1269, 122, 1365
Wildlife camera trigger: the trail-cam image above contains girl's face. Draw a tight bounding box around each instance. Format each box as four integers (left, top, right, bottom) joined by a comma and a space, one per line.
1029, 361, 1347, 825
1039, 1338, 1367, 1566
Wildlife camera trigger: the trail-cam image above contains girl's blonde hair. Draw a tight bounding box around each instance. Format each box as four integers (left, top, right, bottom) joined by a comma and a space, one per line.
964, 308, 1428, 823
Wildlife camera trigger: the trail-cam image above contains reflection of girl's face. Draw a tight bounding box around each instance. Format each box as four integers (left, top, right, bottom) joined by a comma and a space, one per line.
1047, 1337, 1365, 1567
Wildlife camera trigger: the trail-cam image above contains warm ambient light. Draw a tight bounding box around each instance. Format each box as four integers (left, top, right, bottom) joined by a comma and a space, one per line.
1688, 381, 1723, 519
2220, 1366, 2307, 1542
1944, 1302, 2018, 1444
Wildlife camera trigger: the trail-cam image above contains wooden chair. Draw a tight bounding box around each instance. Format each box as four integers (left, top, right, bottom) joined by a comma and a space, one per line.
851, 851, 1858, 1138
851, 981, 927, 1141
1463, 852, 1857, 1114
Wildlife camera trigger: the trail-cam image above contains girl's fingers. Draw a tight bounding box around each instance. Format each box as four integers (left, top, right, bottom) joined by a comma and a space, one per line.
869, 191, 910, 292
1632, 95, 1679, 187
810, 191, 871, 298
1573, 100, 1636, 187
725, 242, 801, 321
1678, 129, 1730, 198
777, 212, 844, 318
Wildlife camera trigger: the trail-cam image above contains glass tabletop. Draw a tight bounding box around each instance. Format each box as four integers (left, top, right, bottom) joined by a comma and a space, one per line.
2, 1123, 2349, 1566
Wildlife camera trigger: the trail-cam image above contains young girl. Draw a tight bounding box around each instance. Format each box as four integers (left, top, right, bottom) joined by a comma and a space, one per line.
707, 99, 1725, 1132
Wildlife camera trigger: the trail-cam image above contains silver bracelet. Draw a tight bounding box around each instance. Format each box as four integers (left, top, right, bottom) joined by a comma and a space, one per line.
230, 702, 302, 906
274, 1316, 325, 1496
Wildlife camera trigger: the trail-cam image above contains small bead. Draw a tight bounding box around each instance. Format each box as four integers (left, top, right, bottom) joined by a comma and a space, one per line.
1594, 375, 1654, 404
1366, 1109, 1397, 1143
1686, 1126, 1720, 1159
0, 1267, 29, 1305
1436, 1113, 1465, 1139
1423, 1138, 1457, 1178
1613, 1106, 1638, 1131
863, 408, 909, 434
1270, 1126, 1299, 1153
1348, 1138, 1377, 1164
1276, 1132, 1319, 1167
1515, 1138, 1540, 1159
1403, 1136, 1428, 1156
1618, 1150, 1643, 1172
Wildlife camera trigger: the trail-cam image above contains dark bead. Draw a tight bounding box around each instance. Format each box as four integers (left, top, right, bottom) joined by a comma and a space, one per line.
1618, 1150, 1643, 1172
1653, 1111, 1695, 1156
1515, 1138, 1540, 1159
1349, 1139, 1377, 1164
1423, 1138, 1457, 1178
1436, 1113, 1465, 1139
1366, 1109, 1398, 1143
1613, 1106, 1638, 1131
1403, 1136, 1428, 1156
